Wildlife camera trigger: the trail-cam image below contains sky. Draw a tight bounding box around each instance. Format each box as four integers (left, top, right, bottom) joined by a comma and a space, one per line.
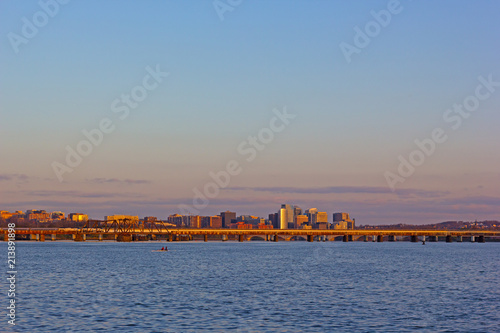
1, 0, 499, 224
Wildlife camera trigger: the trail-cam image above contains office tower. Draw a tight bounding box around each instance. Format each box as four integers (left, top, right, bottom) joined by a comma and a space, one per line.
316, 212, 328, 229
269, 213, 279, 229
279, 208, 288, 229
293, 206, 302, 228
220, 211, 236, 228
296, 215, 309, 228
281, 204, 294, 229
305, 208, 318, 225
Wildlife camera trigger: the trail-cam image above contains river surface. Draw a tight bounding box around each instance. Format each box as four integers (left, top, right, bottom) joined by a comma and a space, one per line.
2, 241, 499, 332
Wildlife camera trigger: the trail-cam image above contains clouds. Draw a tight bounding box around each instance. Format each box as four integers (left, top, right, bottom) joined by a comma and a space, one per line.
86, 178, 151, 185
0, 174, 29, 182
226, 186, 449, 198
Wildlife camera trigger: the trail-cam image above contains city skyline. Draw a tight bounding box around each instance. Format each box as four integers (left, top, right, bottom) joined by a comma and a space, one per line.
1, 1, 500, 225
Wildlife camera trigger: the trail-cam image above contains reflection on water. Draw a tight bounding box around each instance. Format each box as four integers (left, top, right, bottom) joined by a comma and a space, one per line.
3, 241, 499, 332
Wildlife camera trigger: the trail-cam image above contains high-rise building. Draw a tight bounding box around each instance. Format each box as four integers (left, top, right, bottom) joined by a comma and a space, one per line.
279, 208, 288, 229
220, 211, 236, 228
269, 213, 279, 229
293, 206, 302, 228
280, 204, 295, 229
316, 212, 329, 229
305, 208, 318, 225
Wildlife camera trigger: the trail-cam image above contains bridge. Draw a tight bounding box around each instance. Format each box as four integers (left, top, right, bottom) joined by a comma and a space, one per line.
2, 218, 499, 243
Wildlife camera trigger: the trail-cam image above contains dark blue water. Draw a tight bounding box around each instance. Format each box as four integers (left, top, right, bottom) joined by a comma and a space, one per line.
2, 241, 499, 332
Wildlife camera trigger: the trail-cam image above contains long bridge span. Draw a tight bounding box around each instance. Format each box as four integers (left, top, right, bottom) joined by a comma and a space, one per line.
2, 218, 499, 243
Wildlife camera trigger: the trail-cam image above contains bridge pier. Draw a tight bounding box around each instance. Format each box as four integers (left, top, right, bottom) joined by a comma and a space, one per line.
116, 234, 131, 242
39, 234, 45, 242
470, 235, 475, 242
377, 235, 384, 242
477, 235, 485, 243
274, 235, 278, 242
307, 235, 314, 242
222, 234, 228, 242
388, 235, 396, 242
410, 235, 418, 243
168, 234, 173, 242
3, 234, 8, 241
51, 234, 56, 241
74, 234, 86, 242
429, 235, 438, 242
456, 236, 462, 242
363, 235, 368, 242
238, 234, 244, 242
204, 234, 208, 242
446, 235, 452, 243
98, 234, 103, 241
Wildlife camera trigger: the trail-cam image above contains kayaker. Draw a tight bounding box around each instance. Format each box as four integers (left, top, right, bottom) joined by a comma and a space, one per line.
161, 247, 164, 251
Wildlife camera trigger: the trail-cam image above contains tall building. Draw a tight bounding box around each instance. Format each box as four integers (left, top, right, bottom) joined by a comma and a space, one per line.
293, 206, 302, 228
269, 213, 279, 229
220, 211, 236, 228
316, 212, 329, 229
279, 208, 288, 229
281, 204, 295, 229
305, 208, 318, 225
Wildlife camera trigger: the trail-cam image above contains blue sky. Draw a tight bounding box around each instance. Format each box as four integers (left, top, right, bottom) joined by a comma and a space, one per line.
1, 0, 499, 224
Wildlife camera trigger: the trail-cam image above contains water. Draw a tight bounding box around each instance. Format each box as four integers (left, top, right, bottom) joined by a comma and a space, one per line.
2, 241, 499, 332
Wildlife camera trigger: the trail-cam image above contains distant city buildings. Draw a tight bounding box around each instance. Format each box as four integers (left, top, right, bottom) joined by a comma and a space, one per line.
332, 212, 355, 230
0, 207, 359, 230
105, 215, 139, 223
